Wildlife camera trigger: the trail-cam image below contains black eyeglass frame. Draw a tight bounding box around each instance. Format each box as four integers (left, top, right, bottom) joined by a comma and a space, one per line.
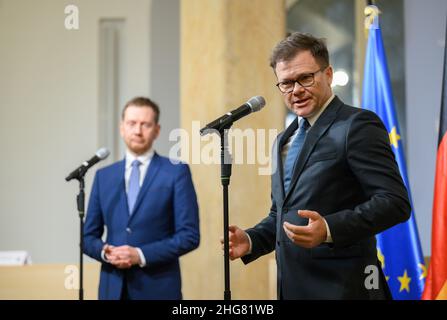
275, 65, 329, 94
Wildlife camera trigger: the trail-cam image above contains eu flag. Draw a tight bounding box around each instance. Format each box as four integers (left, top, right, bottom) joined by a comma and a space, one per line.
361, 6, 426, 300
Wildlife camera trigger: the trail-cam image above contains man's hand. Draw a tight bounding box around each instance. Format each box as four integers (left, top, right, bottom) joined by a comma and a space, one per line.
282, 210, 327, 248
220, 225, 250, 260
105, 245, 141, 269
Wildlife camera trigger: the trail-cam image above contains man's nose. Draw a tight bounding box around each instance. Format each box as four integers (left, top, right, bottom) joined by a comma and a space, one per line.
292, 81, 305, 94
134, 125, 142, 134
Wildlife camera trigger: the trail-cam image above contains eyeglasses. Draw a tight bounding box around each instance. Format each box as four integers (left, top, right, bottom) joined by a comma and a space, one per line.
275, 66, 328, 94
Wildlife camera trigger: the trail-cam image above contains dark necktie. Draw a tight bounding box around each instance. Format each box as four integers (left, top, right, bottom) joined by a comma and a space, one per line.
283, 118, 310, 192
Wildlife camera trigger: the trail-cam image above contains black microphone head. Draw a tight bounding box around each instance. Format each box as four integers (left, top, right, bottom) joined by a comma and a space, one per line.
246, 96, 266, 112
95, 147, 110, 160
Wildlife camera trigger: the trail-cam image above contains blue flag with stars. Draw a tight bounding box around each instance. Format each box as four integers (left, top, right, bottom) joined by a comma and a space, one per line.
361, 6, 426, 300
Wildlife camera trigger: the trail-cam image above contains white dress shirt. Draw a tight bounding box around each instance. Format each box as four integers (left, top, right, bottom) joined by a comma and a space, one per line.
124, 148, 154, 193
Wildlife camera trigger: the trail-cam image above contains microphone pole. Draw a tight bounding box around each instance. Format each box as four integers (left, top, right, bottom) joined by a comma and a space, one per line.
204, 123, 234, 300
65, 148, 109, 300
201, 96, 265, 300
201, 122, 233, 300
220, 126, 232, 301
77, 177, 85, 301
64, 173, 86, 300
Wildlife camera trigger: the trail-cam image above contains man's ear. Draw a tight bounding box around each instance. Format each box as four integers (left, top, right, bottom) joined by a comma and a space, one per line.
155, 124, 161, 139
326, 65, 334, 85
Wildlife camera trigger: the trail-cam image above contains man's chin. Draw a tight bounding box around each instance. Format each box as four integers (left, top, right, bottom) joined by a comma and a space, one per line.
291, 103, 316, 118
292, 108, 311, 118
129, 145, 150, 156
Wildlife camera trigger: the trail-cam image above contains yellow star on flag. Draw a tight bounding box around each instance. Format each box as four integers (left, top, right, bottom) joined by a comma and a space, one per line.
419, 264, 427, 280
377, 249, 389, 281
389, 127, 401, 148
377, 249, 385, 268
398, 270, 411, 293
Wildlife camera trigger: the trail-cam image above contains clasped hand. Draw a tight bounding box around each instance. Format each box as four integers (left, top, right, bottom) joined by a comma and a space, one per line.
103, 244, 141, 269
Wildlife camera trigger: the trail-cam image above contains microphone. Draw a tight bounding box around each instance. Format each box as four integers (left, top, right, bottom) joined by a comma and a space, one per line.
65, 147, 110, 181
200, 96, 266, 135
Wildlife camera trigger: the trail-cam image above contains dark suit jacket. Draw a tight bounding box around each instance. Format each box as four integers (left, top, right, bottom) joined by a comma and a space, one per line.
83, 153, 200, 300
242, 96, 410, 299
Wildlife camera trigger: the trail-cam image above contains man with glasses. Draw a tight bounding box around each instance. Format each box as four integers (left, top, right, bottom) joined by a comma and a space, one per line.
224, 32, 410, 299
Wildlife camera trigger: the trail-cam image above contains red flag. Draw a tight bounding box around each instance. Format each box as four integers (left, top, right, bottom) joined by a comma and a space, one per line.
422, 23, 447, 300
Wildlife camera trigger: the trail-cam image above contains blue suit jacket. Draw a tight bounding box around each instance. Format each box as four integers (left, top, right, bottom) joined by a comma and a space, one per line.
242, 96, 410, 299
83, 153, 200, 300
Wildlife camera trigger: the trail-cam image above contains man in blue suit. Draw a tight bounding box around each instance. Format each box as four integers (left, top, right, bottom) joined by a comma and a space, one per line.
224, 33, 410, 299
84, 97, 200, 300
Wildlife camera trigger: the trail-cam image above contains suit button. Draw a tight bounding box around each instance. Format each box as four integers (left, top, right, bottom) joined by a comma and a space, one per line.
126, 228, 131, 234
277, 241, 280, 246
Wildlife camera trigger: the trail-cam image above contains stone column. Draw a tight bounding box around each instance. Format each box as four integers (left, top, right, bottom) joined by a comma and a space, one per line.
180, 0, 285, 299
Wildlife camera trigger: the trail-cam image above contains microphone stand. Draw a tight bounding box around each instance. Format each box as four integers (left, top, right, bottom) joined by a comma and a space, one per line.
67, 167, 88, 300
201, 118, 235, 300
220, 125, 233, 300
199, 97, 264, 299
76, 177, 85, 301
66, 153, 110, 301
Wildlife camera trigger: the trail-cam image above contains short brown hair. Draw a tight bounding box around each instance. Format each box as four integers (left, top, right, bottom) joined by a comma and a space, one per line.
270, 32, 329, 70
121, 96, 160, 123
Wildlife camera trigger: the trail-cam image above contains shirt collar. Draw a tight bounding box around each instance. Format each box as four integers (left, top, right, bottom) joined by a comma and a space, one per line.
301, 94, 335, 127
125, 148, 154, 169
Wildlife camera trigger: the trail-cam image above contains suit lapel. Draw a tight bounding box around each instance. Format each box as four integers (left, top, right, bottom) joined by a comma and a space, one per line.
128, 152, 161, 221
283, 97, 343, 203
275, 117, 299, 201
112, 159, 130, 222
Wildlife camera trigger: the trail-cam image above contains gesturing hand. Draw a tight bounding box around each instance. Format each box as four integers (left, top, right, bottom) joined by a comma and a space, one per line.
282, 210, 327, 248
220, 225, 250, 260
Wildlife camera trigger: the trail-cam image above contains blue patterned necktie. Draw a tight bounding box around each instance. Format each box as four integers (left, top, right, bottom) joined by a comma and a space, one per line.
283, 118, 310, 192
127, 159, 141, 214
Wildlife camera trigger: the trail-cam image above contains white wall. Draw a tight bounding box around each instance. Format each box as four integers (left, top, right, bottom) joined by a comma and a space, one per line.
0, 0, 152, 263
405, 0, 447, 256
149, 0, 180, 157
